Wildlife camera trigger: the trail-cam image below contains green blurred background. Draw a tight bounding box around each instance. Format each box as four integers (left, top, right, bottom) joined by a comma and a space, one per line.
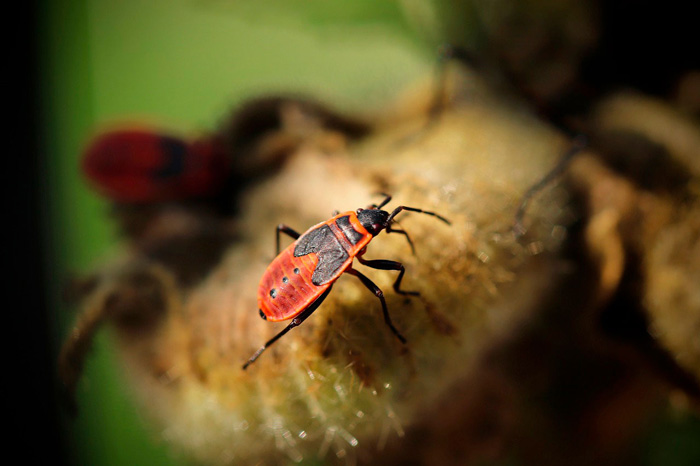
40, 1, 432, 465
36, 1, 699, 465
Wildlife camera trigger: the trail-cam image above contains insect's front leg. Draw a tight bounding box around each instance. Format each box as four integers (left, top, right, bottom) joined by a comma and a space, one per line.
357, 256, 419, 296
276, 224, 300, 254
385, 224, 416, 255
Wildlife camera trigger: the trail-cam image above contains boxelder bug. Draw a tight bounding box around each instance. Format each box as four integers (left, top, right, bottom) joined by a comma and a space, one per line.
243, 194, 450, 369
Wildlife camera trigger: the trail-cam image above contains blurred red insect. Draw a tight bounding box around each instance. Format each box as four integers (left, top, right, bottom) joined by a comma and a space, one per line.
82, 128, 230, 203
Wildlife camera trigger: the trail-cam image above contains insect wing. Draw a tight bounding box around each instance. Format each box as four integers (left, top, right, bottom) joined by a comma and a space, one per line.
294, 225, 349, 285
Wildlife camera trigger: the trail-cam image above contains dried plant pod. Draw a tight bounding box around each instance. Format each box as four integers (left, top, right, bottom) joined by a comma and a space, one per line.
587, 92, 700, 394
61, 71, 700, 465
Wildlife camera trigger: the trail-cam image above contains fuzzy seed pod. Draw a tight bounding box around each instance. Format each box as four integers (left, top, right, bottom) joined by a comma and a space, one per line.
61, 70, 700, 465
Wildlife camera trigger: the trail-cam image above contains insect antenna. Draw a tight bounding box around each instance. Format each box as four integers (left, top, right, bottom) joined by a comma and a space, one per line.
375, 193, 392, 209
387, 206, 451, 226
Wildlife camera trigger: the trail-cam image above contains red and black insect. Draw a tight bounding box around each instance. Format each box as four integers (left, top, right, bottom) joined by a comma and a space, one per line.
243, 195, 450, 369
82, 128, 230, 203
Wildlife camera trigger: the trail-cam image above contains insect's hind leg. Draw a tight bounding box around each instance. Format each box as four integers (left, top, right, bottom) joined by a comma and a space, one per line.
242, 286, 333, 370
345, 267, 407, 344
276, 224, 300, 254
357, 256, 419, 296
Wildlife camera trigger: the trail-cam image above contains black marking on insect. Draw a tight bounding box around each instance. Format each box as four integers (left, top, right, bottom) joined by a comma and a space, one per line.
294, 225, 350, 285
243, 194, 451, 369
335, 215, 364, 245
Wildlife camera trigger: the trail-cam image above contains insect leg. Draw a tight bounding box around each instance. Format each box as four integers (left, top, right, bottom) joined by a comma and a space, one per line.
385, 224, 416, 255
357, 257, 419, 296
242, 286, 333, 370
276, 224, 300, 254
345, 268, 407, 344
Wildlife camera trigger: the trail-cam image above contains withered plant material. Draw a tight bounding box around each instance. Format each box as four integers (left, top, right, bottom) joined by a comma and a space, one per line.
60, 72, 700, 465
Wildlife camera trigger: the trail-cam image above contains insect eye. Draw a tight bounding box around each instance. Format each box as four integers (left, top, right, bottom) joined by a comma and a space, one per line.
356, 208, 363, 213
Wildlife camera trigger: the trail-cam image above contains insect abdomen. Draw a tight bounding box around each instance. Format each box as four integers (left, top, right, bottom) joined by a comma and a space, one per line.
257, 212, 372, 321
258, 248, 326, 321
